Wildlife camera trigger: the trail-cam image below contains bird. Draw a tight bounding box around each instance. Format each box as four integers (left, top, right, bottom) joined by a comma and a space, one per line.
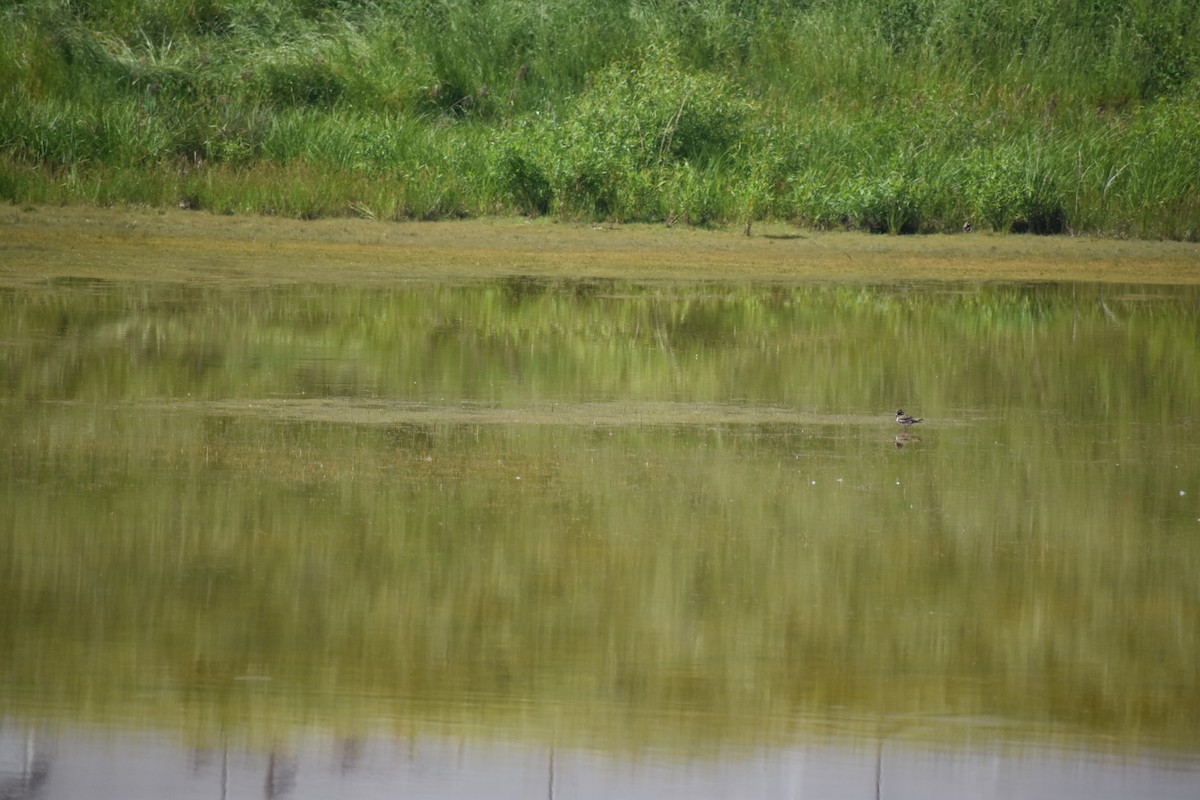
895, 409, 923, 427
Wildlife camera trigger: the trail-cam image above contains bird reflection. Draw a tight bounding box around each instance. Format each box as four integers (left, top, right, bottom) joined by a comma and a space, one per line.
895, 432, 921, 448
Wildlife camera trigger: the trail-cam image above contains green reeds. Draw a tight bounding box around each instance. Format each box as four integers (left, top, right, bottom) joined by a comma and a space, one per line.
1, 0, 1198, 238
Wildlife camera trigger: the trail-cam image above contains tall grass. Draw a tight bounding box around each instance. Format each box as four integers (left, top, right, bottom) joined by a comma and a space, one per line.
1, 0, 1198, 237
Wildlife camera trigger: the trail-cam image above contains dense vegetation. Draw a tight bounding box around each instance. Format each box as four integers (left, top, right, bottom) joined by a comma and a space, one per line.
2, 0, 1199, 238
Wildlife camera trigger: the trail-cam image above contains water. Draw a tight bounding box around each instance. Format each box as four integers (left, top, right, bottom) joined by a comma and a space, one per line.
2, 278, 1199, 797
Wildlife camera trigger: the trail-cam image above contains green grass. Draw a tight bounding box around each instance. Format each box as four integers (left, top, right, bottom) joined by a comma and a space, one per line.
2, 0, 1199, 238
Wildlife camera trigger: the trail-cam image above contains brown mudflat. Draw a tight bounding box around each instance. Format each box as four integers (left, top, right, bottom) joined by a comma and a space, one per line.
2, 204, 1198, 286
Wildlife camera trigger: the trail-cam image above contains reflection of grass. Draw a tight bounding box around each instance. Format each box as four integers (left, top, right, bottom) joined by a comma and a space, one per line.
3, 279, 1198, 417
3, 412, 1199, 753
2, 280, 1200, 754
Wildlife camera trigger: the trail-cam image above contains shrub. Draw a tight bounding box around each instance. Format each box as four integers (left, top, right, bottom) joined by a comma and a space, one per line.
961, 145, 1065, 233
548, 45, 753, 217
662, 162, 722, 226
840, 169, 928, 234
487, 119, 553, 215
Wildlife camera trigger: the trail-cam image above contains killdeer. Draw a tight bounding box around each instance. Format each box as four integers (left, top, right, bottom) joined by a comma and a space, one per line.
895, 409, 923, 427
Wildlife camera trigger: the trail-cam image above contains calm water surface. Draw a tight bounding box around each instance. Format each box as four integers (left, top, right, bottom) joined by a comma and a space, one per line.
2, 278, 1199, 798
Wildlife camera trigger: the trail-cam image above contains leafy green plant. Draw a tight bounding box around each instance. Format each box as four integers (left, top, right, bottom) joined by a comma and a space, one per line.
486, 118, 553, 215
548, 45, 752, 217
840, 171, 927, 234
961, 146, 1065, 234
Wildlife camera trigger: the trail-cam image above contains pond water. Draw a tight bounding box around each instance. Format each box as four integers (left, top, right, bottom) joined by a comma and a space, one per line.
2, 277, 1199, 798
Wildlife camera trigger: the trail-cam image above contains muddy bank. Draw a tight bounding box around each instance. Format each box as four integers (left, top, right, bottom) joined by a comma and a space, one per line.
2, 205, 1198, 286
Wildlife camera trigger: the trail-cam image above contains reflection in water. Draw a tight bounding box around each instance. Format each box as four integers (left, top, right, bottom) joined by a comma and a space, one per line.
2, 721, 1198, 800
2, 279, 1200, 794
264, 752, 296, 799
0, 729, 50, 800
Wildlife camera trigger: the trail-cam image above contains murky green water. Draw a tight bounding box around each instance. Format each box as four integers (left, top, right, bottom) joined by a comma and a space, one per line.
2, 278, 1199, 797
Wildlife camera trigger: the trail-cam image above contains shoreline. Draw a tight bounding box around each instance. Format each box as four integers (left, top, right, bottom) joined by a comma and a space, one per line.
3, 204, 1199, 286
